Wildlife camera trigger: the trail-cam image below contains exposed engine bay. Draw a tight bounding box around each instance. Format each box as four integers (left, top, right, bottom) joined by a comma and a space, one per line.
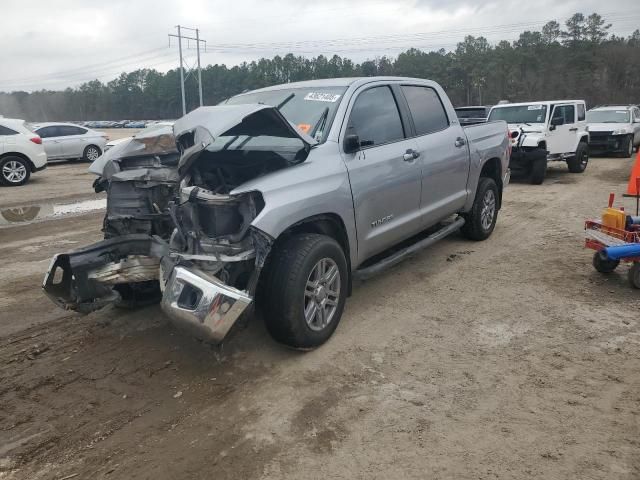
43, 104, 316, 343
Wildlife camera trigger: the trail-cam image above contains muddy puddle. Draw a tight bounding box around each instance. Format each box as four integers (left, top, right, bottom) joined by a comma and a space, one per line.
0, 198, 106, 226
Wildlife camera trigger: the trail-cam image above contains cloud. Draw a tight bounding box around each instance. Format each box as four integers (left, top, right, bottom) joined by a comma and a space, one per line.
0, 0, 638, 91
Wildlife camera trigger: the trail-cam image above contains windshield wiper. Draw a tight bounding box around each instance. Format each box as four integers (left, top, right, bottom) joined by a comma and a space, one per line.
310, 107, 329, 139
276, 93, 295, 110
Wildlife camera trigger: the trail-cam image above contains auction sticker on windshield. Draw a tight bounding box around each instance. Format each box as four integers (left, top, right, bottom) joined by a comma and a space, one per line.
304, 92, 341, 102
528, 105, 543, 110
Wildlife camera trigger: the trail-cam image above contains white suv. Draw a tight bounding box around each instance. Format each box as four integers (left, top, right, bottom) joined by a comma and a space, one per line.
488, 100, 589, 184
587, 105, 640, 158
0, 118, 47, 186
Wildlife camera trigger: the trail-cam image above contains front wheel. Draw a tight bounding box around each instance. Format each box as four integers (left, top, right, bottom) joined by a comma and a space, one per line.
530, 157, 548, 185
567, 142, 589, 173
262, 234, 348, 349
621, 135, 634, 158
461, 177, 499, 241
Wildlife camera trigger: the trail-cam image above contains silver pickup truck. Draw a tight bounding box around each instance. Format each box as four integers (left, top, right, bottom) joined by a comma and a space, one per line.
43, 77, 510, 349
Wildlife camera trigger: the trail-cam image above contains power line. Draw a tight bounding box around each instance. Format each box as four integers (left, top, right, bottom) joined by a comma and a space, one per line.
169, 25, 207, 115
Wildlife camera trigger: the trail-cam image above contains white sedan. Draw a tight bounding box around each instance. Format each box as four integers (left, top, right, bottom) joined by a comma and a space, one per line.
31, 123, 108, 162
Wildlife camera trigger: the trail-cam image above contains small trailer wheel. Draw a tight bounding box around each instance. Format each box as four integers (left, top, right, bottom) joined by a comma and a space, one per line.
627, 262, 640, 289
592, 251, 619, 273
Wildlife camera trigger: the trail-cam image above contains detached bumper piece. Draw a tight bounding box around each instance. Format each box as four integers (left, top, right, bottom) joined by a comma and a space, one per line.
42, 234, 167, 313
509, 148, 546, 174
161, 265, 252, 343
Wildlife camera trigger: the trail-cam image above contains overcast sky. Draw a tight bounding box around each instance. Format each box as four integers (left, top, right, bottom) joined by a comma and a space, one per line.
1, 0, 639, 92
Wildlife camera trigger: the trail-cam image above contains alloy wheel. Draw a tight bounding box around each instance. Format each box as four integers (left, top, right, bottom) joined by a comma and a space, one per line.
303, 257, 341, 332
2, 160, 27, 183
86, 147, 100, 161
480, 189, 496, 231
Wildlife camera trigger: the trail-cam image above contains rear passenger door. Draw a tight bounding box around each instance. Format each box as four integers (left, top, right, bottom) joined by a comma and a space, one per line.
400, 84, 469, 227
342, 84, 422, 263
36, 126, 62, 159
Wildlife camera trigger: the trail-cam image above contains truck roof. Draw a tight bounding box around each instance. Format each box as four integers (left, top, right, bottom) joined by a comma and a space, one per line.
590, 105, 637, 111
235, 76, 435, 96
492, 100, 585, 108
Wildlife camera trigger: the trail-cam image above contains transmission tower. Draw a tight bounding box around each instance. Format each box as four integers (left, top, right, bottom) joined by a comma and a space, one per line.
169, 25, 207, 115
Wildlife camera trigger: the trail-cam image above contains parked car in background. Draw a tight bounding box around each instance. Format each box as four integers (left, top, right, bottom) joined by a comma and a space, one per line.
488, 100, 589, 184
454, 106, 491, 126
0, 118, 47, 186
103, 121, 174, 152
124, 121, 146, 128
587, 105, 640, 157
31, 123, 107, 162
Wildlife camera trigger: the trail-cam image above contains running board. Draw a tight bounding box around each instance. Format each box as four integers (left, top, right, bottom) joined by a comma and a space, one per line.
355, 217, 465, 281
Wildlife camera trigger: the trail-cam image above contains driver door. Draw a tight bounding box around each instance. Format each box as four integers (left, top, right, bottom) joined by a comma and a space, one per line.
341, 84, 422, 264
546, 104, 577, 155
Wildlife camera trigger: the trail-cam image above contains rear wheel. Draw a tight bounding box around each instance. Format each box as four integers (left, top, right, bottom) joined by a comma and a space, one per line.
0, 156, 30, 186
567, 142, 589, 173
262, 234, 348, 349
628, 262, 640, 289
461, 177, 499, 241
83, 145, 101, 162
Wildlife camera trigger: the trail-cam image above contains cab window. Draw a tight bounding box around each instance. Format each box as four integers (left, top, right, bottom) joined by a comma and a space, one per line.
577, 104, 586, 121
401, 86, 449, 135
551, 105, 575, 124
347, 86, 405, 147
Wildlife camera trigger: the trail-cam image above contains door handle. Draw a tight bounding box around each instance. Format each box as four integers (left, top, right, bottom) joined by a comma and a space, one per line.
569, 128, 578, 132
403, 149, 420, 161
455, 137, 466, 148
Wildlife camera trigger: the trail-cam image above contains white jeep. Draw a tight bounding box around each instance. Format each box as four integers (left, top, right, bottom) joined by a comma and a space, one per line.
488, 100, 589, 184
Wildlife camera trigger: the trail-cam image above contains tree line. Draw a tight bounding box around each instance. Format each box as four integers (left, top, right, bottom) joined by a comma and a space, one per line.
1, 13, 639, 122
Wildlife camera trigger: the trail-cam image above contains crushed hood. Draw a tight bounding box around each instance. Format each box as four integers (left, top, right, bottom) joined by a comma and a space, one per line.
172, 104, 318, 175
89, 124, 178, 178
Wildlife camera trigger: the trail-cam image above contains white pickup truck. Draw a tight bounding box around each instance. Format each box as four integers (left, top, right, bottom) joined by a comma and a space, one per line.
488, 100, 589, 184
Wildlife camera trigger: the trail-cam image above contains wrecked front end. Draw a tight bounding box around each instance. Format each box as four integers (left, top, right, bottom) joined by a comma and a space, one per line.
43, 105, 314, 343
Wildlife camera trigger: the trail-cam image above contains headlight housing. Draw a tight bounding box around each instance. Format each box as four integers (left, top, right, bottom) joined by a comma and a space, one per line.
612, 128, 630, 135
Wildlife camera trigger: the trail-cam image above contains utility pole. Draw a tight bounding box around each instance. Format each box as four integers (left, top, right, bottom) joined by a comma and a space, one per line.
168, 25, 207, 115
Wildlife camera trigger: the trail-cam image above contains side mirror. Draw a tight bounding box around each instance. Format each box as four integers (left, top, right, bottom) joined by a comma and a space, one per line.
343, 133, 361, 154
551, 116, 564, 126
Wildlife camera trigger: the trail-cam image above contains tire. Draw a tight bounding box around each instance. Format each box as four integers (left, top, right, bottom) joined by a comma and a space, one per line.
83, 145, 102, 162
621, 135, 634, 158
567, 142, 589, 173
461, 177, 499, 241
530, 157, 547, 185
0, 156, 31, 186
628, 262, 640, 289
262, 233, 348, 349
592, 251, 619, 273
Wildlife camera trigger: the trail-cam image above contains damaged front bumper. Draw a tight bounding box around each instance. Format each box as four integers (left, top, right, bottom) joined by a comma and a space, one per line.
160, 263, 252, 343
42, 234, 255, 344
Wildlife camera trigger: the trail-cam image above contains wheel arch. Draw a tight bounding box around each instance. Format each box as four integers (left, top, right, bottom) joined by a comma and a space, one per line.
267, 213, 353, 296
0, 152, 35, 171
479, 157, 503, 209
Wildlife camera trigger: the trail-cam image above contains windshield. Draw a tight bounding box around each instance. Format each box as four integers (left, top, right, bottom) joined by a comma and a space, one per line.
587, 110, 630, 123
455, 108, 487, 119
488, 105, 548, 124
224, 86, 347, 142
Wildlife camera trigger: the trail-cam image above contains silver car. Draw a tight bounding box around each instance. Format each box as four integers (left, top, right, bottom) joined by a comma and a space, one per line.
32, 123, 107, 162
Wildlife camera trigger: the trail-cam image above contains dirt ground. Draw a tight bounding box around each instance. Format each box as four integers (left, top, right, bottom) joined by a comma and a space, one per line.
0, 156, 639, 479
